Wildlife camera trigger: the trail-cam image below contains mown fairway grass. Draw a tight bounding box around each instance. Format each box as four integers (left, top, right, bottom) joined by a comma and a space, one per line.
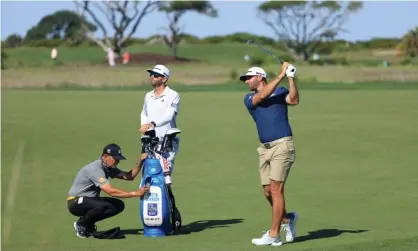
2, 85, 418, 251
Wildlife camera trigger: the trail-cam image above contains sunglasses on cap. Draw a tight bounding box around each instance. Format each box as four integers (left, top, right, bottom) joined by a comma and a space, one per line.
149, 72, 165, 78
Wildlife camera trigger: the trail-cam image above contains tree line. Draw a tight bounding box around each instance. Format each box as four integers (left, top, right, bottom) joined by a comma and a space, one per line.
3, 1, 418, 59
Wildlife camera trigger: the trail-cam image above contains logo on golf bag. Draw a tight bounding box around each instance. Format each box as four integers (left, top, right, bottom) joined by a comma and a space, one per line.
147, 192, 160, 202
147, 203, 158, 216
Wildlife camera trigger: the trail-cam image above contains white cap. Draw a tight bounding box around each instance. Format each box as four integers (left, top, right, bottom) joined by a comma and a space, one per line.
239, 66, 267, 81
146, 64, 170, 79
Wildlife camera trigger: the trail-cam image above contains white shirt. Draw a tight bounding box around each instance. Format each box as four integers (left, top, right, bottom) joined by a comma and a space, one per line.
141, 86, 180, 139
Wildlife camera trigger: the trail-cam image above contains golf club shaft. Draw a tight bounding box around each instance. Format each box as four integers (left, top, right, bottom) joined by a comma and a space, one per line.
247, 40, 283, 64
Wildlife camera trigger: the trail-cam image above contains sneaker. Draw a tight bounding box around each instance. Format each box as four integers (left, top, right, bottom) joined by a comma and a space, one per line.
73, 221, 90, 238
86, 223, 97, 233
252, 230, 283, 246
281, 212, 299, 242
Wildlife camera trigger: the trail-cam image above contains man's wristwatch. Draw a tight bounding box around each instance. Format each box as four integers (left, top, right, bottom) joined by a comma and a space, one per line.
150, 121, 156, 127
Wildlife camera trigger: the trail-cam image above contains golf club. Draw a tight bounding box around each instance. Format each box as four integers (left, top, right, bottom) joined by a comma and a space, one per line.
246, 39, 283, 64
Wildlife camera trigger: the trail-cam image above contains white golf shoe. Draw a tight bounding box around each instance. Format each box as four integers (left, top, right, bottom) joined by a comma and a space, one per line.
281, 212, 299, 242
251, 230, 283, 246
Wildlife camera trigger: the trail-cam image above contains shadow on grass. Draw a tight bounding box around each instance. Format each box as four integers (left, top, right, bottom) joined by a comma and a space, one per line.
120, 218, 245, 236
294, 229, 368, 243
179, 218, 245, 235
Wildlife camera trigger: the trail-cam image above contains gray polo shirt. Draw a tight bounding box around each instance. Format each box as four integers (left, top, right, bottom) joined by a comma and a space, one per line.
68, 159, 121, 198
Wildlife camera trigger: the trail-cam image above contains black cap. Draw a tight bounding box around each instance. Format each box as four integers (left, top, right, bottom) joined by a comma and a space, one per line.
102, 143, 126, 161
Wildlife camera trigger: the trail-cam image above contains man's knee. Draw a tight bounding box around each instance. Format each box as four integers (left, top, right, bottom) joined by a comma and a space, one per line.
263, 185, 272, 198
113, 199, 125, 214
103, 198, 125, 214
270, 180, 284, 194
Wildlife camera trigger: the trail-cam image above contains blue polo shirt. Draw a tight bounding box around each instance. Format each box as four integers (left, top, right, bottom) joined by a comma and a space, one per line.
244, 87, 293, 143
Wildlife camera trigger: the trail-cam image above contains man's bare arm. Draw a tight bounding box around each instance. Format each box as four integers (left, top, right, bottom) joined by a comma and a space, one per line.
100, 183, 148, 198
117, 153, 147, 181
285, 77, 299, 105
251, 62, 289, 106
251, 74, 286, 106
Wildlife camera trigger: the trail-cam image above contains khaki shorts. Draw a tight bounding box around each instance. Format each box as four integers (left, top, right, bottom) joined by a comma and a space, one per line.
257, 137, 296, 185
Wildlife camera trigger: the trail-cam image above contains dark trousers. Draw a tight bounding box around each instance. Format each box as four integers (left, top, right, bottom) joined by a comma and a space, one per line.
67, 196, 125, 227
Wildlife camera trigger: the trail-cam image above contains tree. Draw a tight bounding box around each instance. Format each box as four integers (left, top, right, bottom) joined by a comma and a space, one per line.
258, 1, 362, 60
24, 10, 96, 43
158, 1, 218, 58
74, 0, 160, 55
399, 27, 418, 57
5, 34, 23, 48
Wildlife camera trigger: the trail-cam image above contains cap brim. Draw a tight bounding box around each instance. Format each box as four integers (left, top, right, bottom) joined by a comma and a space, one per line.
113, 155, 126, 161
146, 69, 169, 78
239, 74, 254, 81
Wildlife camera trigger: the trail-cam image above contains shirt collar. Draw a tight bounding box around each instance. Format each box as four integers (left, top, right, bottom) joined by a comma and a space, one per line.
150, 85, 170, 98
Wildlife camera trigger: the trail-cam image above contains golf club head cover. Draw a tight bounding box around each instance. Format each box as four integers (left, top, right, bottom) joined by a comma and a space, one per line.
155, 153, 170, 174
286, 64, 297, 78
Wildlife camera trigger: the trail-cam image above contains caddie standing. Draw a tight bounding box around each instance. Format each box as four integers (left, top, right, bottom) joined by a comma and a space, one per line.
139, 64, 180, 186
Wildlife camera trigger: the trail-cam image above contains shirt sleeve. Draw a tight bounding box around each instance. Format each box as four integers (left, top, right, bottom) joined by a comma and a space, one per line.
154, 93, 180, 127
141, 97, 149, 125
87, 167, 109, 187
170, 93, 180, 113
244, 94, 254, 110
271, 87, 289, 104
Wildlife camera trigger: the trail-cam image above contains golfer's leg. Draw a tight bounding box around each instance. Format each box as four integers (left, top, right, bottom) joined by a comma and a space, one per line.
269, 180, 285, 237
268, 141, 293, 237
98, 197, 125, 220
165, 138, 179, 185
263, 185, 272, 206
258, 146, 271, 201
270, 141, 295, 228
75, 197, 106, 227
68, 197, 94, 218
78, 197, 124, 226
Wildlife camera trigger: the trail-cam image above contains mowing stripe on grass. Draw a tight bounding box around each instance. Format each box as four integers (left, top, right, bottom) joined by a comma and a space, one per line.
2, 141, 26, 245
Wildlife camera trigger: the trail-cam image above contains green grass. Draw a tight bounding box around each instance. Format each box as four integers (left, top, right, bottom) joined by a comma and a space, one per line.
2, 43, 286, 67
2, 88, 418, 251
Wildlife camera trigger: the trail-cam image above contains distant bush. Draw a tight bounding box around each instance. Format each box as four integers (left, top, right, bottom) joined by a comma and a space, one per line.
369, 37, 401, 49
123, 38, 150, 46
400, 58, 412, 65
5, 34, 23, 48
316, 42, 335, 55
204, 33, 276, 45
399, 27, 418, 57
182, 33, 204, 44
229, 69, 238, 80
1, 51, 8, 69
24, 39, 63, 47
353, 38, 401, 50
249, 55, 265, 66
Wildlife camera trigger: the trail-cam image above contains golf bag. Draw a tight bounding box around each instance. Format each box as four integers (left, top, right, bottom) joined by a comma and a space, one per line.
139, 128, 182, 236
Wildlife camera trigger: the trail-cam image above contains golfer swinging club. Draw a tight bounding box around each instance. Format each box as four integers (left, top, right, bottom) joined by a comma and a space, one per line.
240, 62, 300, 246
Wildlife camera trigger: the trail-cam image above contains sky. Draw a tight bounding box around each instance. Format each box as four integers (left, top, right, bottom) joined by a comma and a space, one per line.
1, 1, 418, 42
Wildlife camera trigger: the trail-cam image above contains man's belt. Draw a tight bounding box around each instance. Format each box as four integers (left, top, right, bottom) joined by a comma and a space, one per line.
261, 136, 293, 149
67, 196, 76, 201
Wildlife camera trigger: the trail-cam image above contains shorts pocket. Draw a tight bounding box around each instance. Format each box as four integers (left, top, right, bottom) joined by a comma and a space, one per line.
286, 140, 295, 152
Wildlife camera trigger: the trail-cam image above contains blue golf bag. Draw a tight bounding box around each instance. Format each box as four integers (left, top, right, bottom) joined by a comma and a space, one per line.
139, 157, 172, 237
139, 128, 182, 237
